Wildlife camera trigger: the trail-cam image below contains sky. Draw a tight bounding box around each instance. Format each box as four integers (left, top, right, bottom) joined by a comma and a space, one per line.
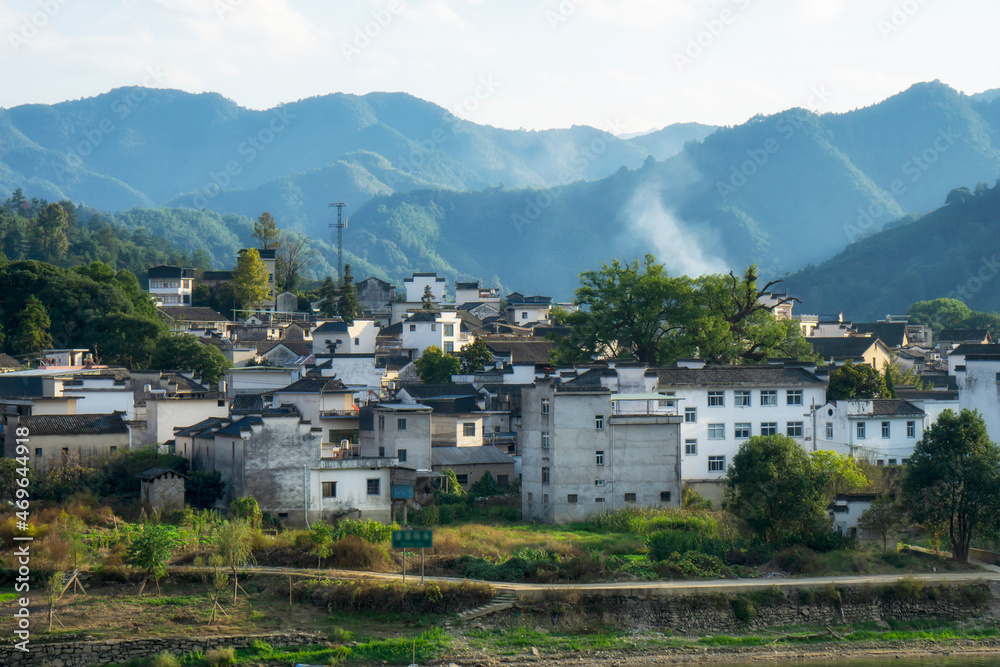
1, 0, 998, 133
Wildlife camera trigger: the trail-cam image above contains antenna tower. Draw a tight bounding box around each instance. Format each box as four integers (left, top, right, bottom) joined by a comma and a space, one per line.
328, 202, 347, 282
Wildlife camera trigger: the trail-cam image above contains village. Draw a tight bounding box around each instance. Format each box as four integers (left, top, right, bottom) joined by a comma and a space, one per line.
3, 241, 998, 542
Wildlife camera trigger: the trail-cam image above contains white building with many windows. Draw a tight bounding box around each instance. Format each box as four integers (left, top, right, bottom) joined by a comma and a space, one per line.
650, 362, 827, 504
814, 399, 925, 466
147, 265, 194, 306
400, 310, 474, 358
521, 378, 682, 523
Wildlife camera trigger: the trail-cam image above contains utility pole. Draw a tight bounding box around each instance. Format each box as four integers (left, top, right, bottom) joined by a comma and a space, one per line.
328, 202, 347, 283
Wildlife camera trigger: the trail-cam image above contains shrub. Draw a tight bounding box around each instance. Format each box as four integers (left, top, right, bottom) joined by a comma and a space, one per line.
893, 576, 925, 601
337, 519, 393, 544
773, 545, 824, 575
301, 579, 492, 615
228, 496, 262, 529
656, 551, 737, 579
327, 535, 392, 571
330, 627, 354, 643
420, 505, 439, 527
961, 585, 991, 607
731, 595, 755, 623
646, 529, 730, 561
204, 646, 236, 666
148, 651, 181, 667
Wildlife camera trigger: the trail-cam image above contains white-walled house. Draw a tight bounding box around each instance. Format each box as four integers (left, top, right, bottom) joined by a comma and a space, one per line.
650, 363, 827, 503
312, 319, 379, 356
455, 280, 500, 307
521, 379, 682, 524
359, 403, 434, 471
403, 273, 446, 303
957, 354, 1000, 445
400, 311, 473, 358
148, 265, 194, 306
503, 293, 551, 326
816, 399, 925, 465
271, 376, 360, 459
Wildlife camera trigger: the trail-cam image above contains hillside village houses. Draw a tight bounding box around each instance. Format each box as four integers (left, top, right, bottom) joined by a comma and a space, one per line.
5, 253, 1000, 526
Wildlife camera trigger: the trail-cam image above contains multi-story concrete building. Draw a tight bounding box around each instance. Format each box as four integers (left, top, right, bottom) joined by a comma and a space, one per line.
358, 403, 434, 471
957, 353, 1000, 445
650, 362, 828, 503
400, 311, 474, 358
503, 293, 552, 326
521, 378, 682, 523
312, 319, 379, 356
147, 265, 195, 306
817, 399, 926, 465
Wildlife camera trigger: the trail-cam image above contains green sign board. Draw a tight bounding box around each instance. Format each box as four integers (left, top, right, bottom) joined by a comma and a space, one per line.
392, 529, 433, 549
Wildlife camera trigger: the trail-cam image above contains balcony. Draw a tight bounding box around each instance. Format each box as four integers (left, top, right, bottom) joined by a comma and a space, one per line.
319, 409, 360, 418
321, 441, 359, 459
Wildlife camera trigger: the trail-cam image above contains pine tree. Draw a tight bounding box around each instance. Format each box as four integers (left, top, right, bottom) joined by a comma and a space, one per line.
337, 264, 360, 325
16, 295, 53, 355
421, 284, 437, 311
231, 248, 270, 315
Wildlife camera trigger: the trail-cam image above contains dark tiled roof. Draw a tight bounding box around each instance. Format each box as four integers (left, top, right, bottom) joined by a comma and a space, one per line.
896, 390, 959, 401
398, 383, 478, 399
202, 270, 233, 281
377, 322, 403, 337
404, 311, 439, 323
158, 307, 231, 323
173, 417, 232, 438
148, 265, 194, 279
137, 467, 186, 480
230, 393, 271, 414
950, 344, 1000, 356
807, 337, 883, 359
854, 323, 907, 348
20, 413, 127, 436
432, 446, 516, 467
485, 339, 554, 365
455, 281, 480, 290
652, 365, 825, 387
216, 415, 263, 436
938, 329, 991, 342
256, 341, 312, 357
918, 373, 959, 391
563, 367, 614, 388
313, 320, 350, 333
0, 353, 24, 368
865, 399, 925, 417
275, 376, 351, 394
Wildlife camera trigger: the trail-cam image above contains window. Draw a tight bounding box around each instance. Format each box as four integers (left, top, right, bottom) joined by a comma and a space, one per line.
398, 449, 407, 462
541, 467, 550, 484
378, 446, 385, 457
684, 407, 697, 423
684, 439, 697, 456
786, 389, 803, 405
595, 479, 605, 486
322, 481, 337, 498
34, 448, 42, 457
888, 458, 897, 466
826, 422, 833, 440
734, 423, 751, 439
497, 475, 508, 488
660, 491, 672, 502
378, 415, 385, 430
708, 456, 726, 472
456, 474, 468, 485
595, 497, 605, 503
354, 337, 360, 346
734, 390, 751, 407
595, 450, 605, 465
595, 415, 604, 430
567, 494, 578, 504
881, 421, 891, 439
624, 493, 637, 502
541, 398, 550, 415
708, 423, 724, 440
907, 420, 916, 438
109, 446, 117, 453
760, 390, 777, 406
444, 342, 454, 353
787, 422, 803, 438
541, 432, 550, 449
708, 391, 725, 407
856, 422, 866, 439
902, 458, 909, 465
217, 399, 225, 407
366, 478, 381, 496
521, 311, 528, 319
408, 324, 416, 331
397, 418, 407, 431
761, 422, 777, 436
463, 422, 476, 437
431, 323, 437, 331
876, 459, 885, 467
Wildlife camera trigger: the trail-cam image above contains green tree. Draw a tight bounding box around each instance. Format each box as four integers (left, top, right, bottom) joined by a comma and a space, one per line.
903, 409, 1000, 562
217, 519, 255, 603
16, 295, 52, 355
318, 275, 338, 317
192, 283, 213, 307
251, 212, 281, 249
45, 571, 63, 632
88, 312, 165, 368
414, 345, 460, 384
126, 523, 179, 596
810, 450, 868, 498
458, 338, 494, 373
883, 363, 896, 398
826, 361, 888, 401
186, 470, 226, 509
337, 263, 360, 325
421, 284, 437, 311
231, 248, 270, 315
229, 495, 262, 529
857, 495, 905, 551
151, 334, 232, 385
32, 203, 69, 264
724, 435, 828, 545
906, 298, 972, 334
309, 521, 338, 568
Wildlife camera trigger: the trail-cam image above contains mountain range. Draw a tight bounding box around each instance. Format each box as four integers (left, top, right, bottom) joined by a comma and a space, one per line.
2, 81, 1000, 304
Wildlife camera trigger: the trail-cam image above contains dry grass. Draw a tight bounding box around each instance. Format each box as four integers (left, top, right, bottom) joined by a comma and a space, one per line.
431, 524, 586, 560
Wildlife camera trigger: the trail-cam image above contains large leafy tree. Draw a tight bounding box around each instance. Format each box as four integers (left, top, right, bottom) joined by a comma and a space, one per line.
809, 450, 868, 498
337, 263, 360, 325
414, 345, 460, 384
251, 212, 281, 249
87, 313, 166, 368
826, 361, 888, 401
724, 435, 829, 544
16, 294, 53, 355
231, 248, 270, 314
31, 202, 70, 264
903, 409, 1000, 562
151, 334, 232, 385
858, 495, 905, 551
458, 338, 494, 373
906, 298, 972, 334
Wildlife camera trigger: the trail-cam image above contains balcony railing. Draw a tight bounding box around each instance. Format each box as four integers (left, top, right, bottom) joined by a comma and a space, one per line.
321, 442, 359, 459
320, 409, 359, 418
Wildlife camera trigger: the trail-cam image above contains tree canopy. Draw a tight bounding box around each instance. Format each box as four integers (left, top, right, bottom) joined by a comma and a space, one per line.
414, 345, 460, 384
337, 263, 360, 325
251, 212, 281, 249
902, 409, 1000, 562
826, 361, 889, 401
231, 248, 270, 313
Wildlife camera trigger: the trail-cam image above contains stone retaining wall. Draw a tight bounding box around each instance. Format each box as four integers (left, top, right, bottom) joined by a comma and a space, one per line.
0, 631, 324, 667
